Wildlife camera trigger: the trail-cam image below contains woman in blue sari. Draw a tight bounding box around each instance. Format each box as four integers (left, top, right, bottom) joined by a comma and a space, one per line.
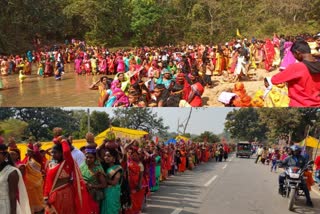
101, 149, 123, 214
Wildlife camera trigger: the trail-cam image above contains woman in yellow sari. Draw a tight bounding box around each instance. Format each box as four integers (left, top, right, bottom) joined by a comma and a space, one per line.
263, 77, 289, 107
22, 143, 45, 213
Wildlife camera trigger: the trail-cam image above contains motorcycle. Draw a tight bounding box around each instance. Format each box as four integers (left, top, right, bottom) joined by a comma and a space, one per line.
279, 160, 314, 211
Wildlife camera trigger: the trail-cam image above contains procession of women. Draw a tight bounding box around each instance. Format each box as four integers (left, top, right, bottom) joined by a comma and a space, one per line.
0, 127, 231, 214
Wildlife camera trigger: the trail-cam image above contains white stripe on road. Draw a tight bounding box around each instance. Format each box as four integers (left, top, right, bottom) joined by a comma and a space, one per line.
204, 175, 218, 187
171, 208, 183, 214
222, 164, 228, 169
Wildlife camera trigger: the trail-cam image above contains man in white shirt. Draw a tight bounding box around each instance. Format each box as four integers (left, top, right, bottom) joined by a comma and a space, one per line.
68, 136, 85, 166
255, 145, 263, 164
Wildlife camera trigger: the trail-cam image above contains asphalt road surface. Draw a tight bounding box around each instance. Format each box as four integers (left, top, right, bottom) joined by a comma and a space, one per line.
143, 154, 320, 214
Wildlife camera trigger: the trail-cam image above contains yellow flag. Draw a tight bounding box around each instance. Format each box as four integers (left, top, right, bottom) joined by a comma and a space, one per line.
236, 29, 242, 38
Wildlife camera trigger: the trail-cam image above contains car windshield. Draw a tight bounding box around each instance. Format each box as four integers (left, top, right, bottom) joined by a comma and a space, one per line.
237, 144, 251, 150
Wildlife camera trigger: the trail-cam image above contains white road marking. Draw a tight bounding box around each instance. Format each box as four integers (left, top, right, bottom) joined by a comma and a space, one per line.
204, 175, 218, 187
222, 164, 228, 169
171, 208, 183, 214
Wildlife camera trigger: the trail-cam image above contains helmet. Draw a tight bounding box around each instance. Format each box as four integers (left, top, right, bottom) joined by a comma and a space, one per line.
290, 145, 301, 152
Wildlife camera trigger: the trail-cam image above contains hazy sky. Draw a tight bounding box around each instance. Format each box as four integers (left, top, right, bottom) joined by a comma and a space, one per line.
65, 108, 235, 135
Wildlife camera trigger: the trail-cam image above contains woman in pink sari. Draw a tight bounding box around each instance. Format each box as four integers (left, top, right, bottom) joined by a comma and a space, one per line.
99, 56, 107, 74
74, 57, 82, 75
280, 37, 296, 71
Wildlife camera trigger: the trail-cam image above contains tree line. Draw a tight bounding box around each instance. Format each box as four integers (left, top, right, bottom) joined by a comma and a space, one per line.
224, 108, 320, 144
1, 0, 320, 54
0, 107, 224, 144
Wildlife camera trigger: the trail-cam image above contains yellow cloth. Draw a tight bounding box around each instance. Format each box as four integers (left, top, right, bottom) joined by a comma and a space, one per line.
18, 127, 148, 160
176, 135, 190, 142
251, 90, 264, 107
25, 159, 45, 212
264, 84, 289, 107
303, 136, 320, 149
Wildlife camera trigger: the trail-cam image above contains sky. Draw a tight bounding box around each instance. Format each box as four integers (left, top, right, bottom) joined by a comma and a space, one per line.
64, 107, 235, 135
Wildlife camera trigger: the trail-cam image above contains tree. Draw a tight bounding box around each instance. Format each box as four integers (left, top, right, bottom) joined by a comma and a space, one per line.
112, 108, 169, 136
0, 119, 28, 142
12, 108, 79, 141
0, 108, 14, 120
193, 131, 220, 143
224, 108, 267, 142
258, 108, 303, 142
78, 110, 111, 138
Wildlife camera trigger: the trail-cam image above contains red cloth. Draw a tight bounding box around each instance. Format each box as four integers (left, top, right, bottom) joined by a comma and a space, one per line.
178, 151, 187, 172
44, 141, 91, 214
271, 62, 320, 107
315, 156, 320, 170
264, 39, 275, 71
126, 160, 144, 214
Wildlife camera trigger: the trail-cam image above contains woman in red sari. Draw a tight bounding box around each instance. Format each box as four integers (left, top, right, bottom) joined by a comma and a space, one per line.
44, 138, 90, 214
178, 145, 187, 172
176, 73, 191, 101
126, 149, 144, 214
187, 72, 204, 107
264, 39, 275, 72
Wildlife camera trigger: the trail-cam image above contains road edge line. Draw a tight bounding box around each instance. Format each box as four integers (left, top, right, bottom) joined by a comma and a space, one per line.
171, 208, 183, 214
204, 175, 218, 187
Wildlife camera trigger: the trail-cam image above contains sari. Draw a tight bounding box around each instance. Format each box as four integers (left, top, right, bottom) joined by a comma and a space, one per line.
151, 156, 161, 192
148, 155, 156, 190
101, 165, 122, 214
80, 161, 104, 214
114, 73, 130, 94
126, 160, 144, 214
23, 157, 45, 213
44, 141, 90, 214
98, 85, 108, 107
263, 39, 275, 71
178, 150, 187, 172
280, 41, 296, 70
189, 82, 204, 107
0, 165, 31, 214
214, 52, 226, 75
264, 84, 289, 107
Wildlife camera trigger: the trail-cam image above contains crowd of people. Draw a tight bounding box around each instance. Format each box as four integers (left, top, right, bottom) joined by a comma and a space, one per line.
0, 128, 231, 214
1, 33, 320, 107
254, 144, 320, 207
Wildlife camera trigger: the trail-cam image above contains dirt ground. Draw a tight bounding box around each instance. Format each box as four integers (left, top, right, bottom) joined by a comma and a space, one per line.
202, 68, 280, 107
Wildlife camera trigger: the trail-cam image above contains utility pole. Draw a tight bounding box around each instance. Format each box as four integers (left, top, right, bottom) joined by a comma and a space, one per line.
183, 108, 192, 135
87, 108, 90, 132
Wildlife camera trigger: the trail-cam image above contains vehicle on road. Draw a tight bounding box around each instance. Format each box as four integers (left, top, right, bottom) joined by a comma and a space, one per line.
236, 141, 252, 158
279, 160, 314, 211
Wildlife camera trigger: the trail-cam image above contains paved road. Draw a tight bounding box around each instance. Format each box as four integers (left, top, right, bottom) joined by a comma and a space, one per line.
143, 154, 320, 214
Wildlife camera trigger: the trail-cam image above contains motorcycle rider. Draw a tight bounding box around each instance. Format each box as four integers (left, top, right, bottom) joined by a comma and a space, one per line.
278, 145, 313, 207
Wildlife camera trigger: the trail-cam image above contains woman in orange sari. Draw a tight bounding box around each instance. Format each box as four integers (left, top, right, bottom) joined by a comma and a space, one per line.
126, 148, 144, 214
44, 138, 90, 214
178, 146, 187, 172
21, 143, 45, 213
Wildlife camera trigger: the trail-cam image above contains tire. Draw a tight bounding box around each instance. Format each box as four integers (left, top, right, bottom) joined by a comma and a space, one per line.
236, 154, 238, 158
288, 188, 296, 211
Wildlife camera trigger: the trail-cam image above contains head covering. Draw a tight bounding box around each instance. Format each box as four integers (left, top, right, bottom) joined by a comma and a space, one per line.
290, 145, 301, 152
263, 77, 273, 98
0, 144, 8, 153
85, 148, 97, 154
162, 68, 172, 75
